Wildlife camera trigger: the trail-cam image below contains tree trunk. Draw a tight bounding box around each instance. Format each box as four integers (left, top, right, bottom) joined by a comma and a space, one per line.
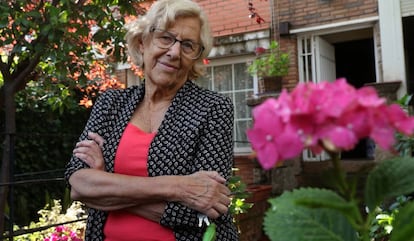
0, 84, 16, 239
0, 54, 42, 238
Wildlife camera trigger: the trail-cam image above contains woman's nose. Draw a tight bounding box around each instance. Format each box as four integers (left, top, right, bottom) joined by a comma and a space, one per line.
167, 41, 182, 58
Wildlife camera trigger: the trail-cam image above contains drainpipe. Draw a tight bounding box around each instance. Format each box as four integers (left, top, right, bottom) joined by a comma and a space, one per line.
269, 0, 277, 40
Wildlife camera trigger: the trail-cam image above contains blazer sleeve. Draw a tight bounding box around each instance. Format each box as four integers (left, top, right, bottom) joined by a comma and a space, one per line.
160, 95, 235, 229
64, 90, 113, 185
196, 96, 234, 179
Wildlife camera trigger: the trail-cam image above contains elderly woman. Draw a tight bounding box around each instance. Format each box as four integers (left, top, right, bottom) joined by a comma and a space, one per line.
64, 0, 239, 240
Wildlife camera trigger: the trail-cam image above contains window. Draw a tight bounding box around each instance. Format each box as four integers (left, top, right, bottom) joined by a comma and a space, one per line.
198, 58, 255, 153
298, 35, 334, 161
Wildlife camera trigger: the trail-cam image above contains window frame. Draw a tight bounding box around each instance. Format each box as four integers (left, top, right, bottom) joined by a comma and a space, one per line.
202, 55, 257, 154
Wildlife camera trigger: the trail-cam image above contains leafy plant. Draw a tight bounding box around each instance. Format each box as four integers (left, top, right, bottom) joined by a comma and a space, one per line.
247, 40, 290, 77
370, 195, 411, 240
262, 155, 414, 241
394, 94, 414, 156
366, 95, 414, 241
247, 79, 414, 241
202, 173, 253, 240
228, 175, 253, 216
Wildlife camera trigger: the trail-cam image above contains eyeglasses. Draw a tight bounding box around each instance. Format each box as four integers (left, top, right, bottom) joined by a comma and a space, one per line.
150, 27, 204, 60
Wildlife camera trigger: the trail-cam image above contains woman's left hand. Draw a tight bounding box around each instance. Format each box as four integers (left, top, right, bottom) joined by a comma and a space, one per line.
175, 171, 232, 219
73, 132, 105, 171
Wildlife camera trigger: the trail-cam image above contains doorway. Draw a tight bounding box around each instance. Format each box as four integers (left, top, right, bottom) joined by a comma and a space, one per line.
335, 38, 376, 88
333, 37, 376, 160
300, 29, 377, 160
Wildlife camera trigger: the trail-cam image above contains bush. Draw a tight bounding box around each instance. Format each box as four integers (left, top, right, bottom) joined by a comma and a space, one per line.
1, 95, 90, 226
11, 199, 87, 241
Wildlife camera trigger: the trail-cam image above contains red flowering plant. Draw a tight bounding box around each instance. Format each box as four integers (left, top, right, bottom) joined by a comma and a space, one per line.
44, 225, 83, 241
247, 78, 414, 241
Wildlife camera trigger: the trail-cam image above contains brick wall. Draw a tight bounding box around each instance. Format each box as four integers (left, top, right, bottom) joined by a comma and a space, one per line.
273, 0, 379, 89
196, 0, 271, 37
276, 0, 378, 29
278, 37, 298, 90
196, 1, 378, 91
233, 155, 258, 185
196, 0, 378, 41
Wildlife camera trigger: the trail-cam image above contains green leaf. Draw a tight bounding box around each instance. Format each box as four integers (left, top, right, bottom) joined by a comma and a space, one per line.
93, 28, 112, 43
59, 10, 69, 24
47, 5, 61, 26
293, 187, 351, 211
264, 188, 358, 241
202, 223, 216, 241
365, 157, 414, 211
390, 201, 414, 241
0, 17, 8, 28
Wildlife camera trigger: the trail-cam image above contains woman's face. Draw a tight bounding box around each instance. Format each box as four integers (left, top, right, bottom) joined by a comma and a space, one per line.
140, 17, 202, 89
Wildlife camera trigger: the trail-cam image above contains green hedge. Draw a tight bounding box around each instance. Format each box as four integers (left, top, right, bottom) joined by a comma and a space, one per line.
1, 105, 90, 226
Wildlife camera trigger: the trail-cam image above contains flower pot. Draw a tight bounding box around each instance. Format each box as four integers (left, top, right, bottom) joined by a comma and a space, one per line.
235, 185, 272, 241
260, 76, 283, 93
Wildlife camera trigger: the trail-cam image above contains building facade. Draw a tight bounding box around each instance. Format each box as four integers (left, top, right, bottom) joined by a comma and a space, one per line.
118, 0, 414, 167
196, 0, 414, 162
114, 2, 413, 239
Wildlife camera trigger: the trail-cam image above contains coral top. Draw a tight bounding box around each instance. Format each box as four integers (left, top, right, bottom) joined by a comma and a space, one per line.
104, 123, 175, 241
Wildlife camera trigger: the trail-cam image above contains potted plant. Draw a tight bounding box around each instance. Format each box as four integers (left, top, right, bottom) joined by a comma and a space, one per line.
247, 40, 290, 93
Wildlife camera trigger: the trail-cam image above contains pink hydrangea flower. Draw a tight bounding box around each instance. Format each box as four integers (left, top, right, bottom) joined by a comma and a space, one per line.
247, 78, 414, 170
43, 225, 83, 241
55, 226, 65, 233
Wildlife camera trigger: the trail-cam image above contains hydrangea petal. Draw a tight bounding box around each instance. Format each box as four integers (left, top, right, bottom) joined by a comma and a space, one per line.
386, 104, 414, 134
356, 86, 386, 107
256, 142, 280, 170
370, 126, 396, 150
276, 126, 304, 160
319, 125, 358, 151
339, 107, 372, 138
247, 128, 279, 170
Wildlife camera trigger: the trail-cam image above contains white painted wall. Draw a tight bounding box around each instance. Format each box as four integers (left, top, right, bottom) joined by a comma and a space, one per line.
378, 0, 407, 97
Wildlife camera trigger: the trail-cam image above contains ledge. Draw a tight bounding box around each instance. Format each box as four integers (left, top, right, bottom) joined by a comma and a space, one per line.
364, 81, 402, 103
246, 92, 281, 107
296, 159, 378, 189
301, 159, 377, 174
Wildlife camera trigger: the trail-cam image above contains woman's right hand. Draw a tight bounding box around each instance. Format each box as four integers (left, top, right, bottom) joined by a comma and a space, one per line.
176, 171, 231, 219
73, 132, 105, 171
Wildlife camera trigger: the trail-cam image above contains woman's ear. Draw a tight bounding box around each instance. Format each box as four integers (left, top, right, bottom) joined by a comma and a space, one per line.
138, 39, 144, 54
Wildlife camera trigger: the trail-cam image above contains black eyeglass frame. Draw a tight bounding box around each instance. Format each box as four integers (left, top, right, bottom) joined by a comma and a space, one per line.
149, 27, 205, 60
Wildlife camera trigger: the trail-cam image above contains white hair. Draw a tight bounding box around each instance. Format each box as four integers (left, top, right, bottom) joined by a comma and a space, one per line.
125, 0, 212, 80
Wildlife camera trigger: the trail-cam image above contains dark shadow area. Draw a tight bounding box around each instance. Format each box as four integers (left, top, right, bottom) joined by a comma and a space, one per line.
403, 16, 414, 106
335, 38, 376, 88
335, 38, 376, 159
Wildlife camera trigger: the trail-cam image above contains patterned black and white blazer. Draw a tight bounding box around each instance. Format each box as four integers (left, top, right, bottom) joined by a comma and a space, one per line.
65, 80, 239, 241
